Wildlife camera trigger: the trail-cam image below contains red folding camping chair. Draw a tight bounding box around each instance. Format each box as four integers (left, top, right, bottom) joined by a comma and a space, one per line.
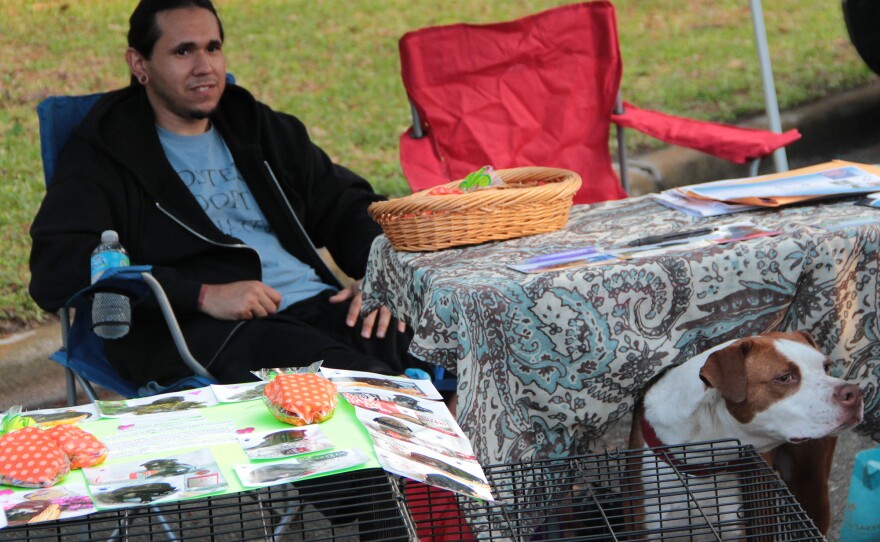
398, 1, 801, 205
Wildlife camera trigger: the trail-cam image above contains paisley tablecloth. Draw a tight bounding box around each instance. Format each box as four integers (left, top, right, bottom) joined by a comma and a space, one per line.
362, 195, 880, 464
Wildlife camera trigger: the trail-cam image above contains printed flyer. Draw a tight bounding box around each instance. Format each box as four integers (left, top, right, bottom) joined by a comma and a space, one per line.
321, 368, 443, 400
210, 381, 266, 403
84, 449, 227, 509
234, 449, 368, 488
237, 426, 333, 460
22, 404, 101, 427
0, 483, 95, 527
327, 369, 493, 501
341, 388, 466, 440
96, 388, 218, 417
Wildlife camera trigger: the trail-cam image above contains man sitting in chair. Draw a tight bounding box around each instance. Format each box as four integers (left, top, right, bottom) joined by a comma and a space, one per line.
29, 0, 425, 387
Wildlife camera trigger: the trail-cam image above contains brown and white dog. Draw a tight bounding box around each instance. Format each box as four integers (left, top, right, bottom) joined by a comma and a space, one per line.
628, 331, 863, 538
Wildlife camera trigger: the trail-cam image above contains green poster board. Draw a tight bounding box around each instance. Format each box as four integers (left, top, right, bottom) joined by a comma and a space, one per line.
5, 397, 379, 503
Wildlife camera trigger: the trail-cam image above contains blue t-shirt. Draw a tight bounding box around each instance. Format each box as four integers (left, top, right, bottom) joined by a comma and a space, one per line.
157, 125, 332, 311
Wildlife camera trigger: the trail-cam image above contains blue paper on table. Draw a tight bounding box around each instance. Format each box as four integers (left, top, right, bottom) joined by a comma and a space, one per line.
509, 248, 619, 273
853, 192, 880, 209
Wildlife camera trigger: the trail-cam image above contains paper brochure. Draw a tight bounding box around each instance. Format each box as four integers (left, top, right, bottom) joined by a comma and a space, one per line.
320, 367, 443, 401
234, 449, 368, 488
84, 449, 227, 509
23, 404, 101, 427
237, 426, 333, 460
326, 368, 494, 501
210, 381, 266, 403
676, 160, 880, 207
96, 387, 218, 417
653, 190, 761, 217
0, 482, 95, 526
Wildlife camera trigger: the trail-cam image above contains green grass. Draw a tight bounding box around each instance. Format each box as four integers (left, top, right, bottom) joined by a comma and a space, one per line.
0, 0, 873, 332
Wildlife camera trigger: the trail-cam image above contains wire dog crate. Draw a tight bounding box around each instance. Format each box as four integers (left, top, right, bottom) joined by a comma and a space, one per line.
0, 440, 825, 541
0, 468, 410, 542
401, 439, 825, 541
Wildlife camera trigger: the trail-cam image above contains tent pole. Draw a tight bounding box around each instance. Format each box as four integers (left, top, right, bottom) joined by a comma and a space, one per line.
749, 0, 789, 172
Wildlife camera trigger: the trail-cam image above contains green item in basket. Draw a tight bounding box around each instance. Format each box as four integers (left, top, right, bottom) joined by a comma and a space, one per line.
459, 166, 503, 192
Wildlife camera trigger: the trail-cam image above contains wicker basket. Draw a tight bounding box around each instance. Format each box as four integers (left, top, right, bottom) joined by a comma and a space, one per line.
369, 167, 582, 252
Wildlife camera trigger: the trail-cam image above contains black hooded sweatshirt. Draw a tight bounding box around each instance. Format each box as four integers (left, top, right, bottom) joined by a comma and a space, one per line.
30, 83, 385, 385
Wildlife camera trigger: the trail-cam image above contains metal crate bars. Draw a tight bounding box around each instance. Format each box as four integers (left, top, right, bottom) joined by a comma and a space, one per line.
400, 439, 825, 541
0, 468, 410, 542
0, 441, 826, 541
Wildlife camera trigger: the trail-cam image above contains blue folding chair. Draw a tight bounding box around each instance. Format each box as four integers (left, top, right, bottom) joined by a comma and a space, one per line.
34, 80, 238, 404
49, 266, 216, 403
404, 365, 457, 393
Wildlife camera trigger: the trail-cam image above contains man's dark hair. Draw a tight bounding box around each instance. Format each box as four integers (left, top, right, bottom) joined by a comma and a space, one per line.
128, 0, 224, 59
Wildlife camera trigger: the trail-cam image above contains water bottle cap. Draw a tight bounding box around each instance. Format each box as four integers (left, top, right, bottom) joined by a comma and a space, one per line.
101, 230, 119, 244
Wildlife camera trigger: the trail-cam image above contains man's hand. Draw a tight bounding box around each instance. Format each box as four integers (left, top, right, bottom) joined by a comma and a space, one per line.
329, 279, 405, 339
199, 281, 282, 321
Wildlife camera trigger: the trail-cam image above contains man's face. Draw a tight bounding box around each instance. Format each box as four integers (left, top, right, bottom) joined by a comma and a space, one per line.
137, 6, 226, 134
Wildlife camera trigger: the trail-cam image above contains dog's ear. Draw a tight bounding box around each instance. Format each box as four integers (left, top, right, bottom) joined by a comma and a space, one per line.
699, 341, 749, 403
795, 330, 819, 349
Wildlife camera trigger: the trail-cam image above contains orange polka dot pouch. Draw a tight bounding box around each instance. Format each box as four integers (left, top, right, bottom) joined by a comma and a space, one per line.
0, 427, 70, 488
45, 425, 108, 470
262, 373, 338, 426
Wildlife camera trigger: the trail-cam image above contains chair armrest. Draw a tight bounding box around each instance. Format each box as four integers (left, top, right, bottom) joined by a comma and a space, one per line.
610, 101, 801, 164
63, 265, 155, 313
64, 265, 213, 381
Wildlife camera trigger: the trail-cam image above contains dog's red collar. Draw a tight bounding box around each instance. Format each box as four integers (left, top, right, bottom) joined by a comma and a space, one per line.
641, 418, 746, 477
641, 416, 666, 450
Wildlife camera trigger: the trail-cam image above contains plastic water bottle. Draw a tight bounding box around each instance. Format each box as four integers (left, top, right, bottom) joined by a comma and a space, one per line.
90, 230, 131, 339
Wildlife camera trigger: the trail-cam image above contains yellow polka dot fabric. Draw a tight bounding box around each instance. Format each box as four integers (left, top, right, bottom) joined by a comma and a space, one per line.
45, 424, 108, 469
0, 426, 70, 488
263, 373, 338, 426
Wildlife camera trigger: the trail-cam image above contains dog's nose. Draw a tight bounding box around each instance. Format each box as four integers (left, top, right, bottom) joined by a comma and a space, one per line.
833, 383, 862, 407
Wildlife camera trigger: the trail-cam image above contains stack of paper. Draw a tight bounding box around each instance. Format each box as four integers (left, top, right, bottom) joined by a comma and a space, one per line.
655, 161, 880, 216
320, 368, 494, 501
653, 190, 760, 217
681, 160, 880, 206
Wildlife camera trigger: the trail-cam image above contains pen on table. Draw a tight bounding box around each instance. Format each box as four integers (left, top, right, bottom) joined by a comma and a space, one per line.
621, 227, 718, 248
525, 246, 598, 265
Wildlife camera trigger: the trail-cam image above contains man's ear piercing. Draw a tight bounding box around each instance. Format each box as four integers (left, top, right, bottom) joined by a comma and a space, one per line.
139, 75, 148, 84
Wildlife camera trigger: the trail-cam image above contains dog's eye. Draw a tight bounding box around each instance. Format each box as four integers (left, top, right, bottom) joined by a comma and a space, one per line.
823, 362, 832, 374
775, 373, 796, 384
